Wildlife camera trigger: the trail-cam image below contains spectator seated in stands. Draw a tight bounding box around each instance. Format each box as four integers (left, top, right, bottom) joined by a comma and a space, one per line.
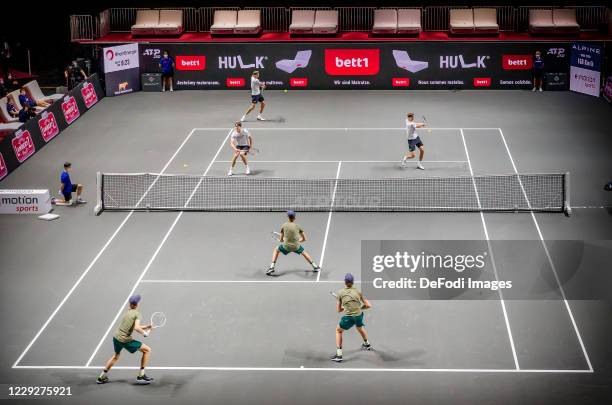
0, 78, 7, 98
6, 98, 18, 118
65, 61, 88, 90
18, 103, 36, 123
19, 87, 49, 108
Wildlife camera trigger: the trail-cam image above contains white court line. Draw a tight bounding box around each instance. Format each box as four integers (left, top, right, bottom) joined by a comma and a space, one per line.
317, 161, 342, 282
11, 128, 199, 369
496, 128, 593, 372
84, 128, 233, 367
215, 160, 468, 164
11, 365, 593, 373
141, 279, 348, 284
193, 127, 498, 131
460, 129, 520, 371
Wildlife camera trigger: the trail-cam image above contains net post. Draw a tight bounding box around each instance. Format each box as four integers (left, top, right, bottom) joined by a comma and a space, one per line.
94, 171, 103, 216
564, 172, 571, 217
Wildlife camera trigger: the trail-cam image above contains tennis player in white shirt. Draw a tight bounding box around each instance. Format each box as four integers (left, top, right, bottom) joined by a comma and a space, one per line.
401, 112, 427, 170
241, 71, 266, 122
228, 121, 253, 176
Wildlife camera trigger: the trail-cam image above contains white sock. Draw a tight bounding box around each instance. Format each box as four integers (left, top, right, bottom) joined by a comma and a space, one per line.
336, 348, 342, 356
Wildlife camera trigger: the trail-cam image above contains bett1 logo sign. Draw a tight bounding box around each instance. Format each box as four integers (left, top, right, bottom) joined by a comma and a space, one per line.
324, 49, 380, 76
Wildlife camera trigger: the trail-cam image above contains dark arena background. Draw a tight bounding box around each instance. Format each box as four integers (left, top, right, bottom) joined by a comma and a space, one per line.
1, 1, 612, 404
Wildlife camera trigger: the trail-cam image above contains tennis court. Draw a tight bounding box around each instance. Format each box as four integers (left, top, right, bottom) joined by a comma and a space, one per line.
1, 90, 612, 404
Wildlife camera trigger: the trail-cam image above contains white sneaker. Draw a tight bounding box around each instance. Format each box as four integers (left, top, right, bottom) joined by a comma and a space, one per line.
532, 87, 536, 92
240, 115, 246, 122
539, 88, 543, 92
401, 157, 408, 167
227, 169, 233, 176
417, 163, 425, 170
257, 115, 265, 121
245, 166, 251, 175
162, 88, 166, 92
170, 88, 174, 92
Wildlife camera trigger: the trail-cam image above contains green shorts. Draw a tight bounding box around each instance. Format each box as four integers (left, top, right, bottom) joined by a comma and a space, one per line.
113, 337, 142, 354
339, 312, 365, 330
278, 244, 304, 255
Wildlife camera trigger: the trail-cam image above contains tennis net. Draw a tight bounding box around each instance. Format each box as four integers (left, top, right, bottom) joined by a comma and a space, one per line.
94, 172, 570, 215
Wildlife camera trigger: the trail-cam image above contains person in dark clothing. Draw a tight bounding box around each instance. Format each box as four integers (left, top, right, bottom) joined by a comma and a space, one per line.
6, 98, 19, 118
532, 50, 545, 92
158, 50, 175, 92
64, 61, 88, 90
18, 104, 36, 123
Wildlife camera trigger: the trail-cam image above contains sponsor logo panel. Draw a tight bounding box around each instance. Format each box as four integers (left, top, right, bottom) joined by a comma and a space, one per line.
502, 55, 533, 70
0, 153, 7, 180
226, 78, 246, 87
11, 130, 35, 163
290, 78, 308, 87
324, 49, 380, 76
38, 111, 60, 142
473, 78, 492, 87
81, 82, 98, 108
176, 56, 206, 71
62, 96, 81, 124
392, 78, 410, 87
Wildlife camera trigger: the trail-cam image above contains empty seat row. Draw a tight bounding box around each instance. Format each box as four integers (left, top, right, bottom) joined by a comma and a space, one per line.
529, 9, 580, 34
289, 10, 338, 35
372, 9, 421, 35
131, 9, 184, 36
211, 10, 262, 35
450, 8, 499, 35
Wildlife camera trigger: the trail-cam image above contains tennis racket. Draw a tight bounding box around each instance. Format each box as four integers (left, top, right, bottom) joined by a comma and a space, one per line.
238, 147, 260, 156
143, 311, 166, 337
329, 290, 338, 298
271, 231, 282, 242
422, 115, 432, 132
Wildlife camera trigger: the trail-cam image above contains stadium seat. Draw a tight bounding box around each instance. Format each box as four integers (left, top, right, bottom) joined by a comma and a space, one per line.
211, 10, 237, 35
449, 9, 475, 35
552, 9, 580, 34
24, 80, 64, 104
131, 10, 160, 36
235, 10, 262, 35
397, 9, 422, 35
372, 9, 397, 35
155, 10, 184, 36
473, 8, 499, 34
529, 9, 555, 34
289, 10, 316, 35
0, 97, 19, 123
313, 10, 339, 35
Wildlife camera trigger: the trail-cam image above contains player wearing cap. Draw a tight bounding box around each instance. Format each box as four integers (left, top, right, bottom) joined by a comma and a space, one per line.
240, 71, 266, 122
331, 273, 372, 362
228, 121, 253, 176
401, 112, 427, 170
97, 295, 154, 385
267, 210, 320, 275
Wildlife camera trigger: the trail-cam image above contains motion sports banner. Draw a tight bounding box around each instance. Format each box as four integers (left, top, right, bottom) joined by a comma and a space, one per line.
139, 42, 570, 90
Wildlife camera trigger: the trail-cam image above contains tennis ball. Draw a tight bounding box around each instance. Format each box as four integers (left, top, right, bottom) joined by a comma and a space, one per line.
283, 89, 288, 93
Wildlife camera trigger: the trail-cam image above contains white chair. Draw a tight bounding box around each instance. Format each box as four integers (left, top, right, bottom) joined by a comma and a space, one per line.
529, 9, 555, 34
211, 10, 237, 35
473, 8, 499, 34
24, 80, 64, 104
156, 10, 184, 35
313, 10, 338, 34
235, 10, 262, 34
372, 9, 397, 35
449, 9, 475, 34
290, 10, 316, 35
397, 9, 422, 34
131, 10, 160, 36
552, 9, 580, 34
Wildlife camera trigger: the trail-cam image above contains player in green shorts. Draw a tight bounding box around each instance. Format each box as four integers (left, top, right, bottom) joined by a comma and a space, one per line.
267, 210, 320, 275
331, 273, 372, 362
97, 295, 154, 385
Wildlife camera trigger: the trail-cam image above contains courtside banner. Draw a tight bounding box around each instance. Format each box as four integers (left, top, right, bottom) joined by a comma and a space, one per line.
570, 42, 603, 97
103, 43, 140, 96
139, 42, 569, 90
0, 74, 104, 182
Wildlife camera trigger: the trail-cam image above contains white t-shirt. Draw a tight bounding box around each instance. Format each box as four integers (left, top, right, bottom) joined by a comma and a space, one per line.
405, 119, 418, 140
251, 77, 261, 96
231, 128, 250, 146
